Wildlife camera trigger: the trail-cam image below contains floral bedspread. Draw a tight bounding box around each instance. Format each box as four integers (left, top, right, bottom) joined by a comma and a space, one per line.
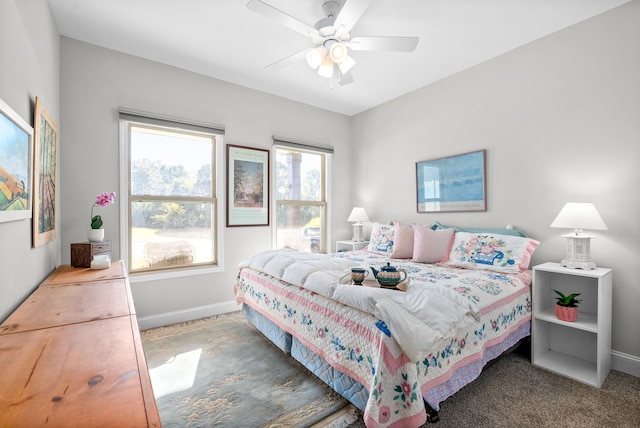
234, 250, 531, 428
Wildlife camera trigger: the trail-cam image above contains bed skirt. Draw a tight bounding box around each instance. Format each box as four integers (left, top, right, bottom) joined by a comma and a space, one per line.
242, 304, 530, 414
243, 304, 369, 409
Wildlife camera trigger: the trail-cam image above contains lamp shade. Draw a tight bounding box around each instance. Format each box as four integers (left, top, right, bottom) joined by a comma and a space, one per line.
347, 207, 369, 223
329, 42, 348, 63
306, 46, 326, 69
550, 203, 608, 231
317, 56, 334, 78
337, 55, 355, 74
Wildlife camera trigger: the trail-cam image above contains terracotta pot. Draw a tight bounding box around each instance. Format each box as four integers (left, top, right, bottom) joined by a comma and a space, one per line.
555, 304, 577, 322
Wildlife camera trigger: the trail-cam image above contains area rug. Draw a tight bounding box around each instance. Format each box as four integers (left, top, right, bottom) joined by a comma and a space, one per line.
141, 311, 349, 427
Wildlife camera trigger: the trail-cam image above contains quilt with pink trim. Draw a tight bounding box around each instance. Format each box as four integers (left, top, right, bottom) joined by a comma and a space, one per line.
234, 250, 531, 428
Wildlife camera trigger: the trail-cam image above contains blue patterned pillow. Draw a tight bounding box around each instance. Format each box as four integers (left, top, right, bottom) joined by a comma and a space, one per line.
367, 222, 395, 254
431, 221, 528, 238
442, 232, 539, 273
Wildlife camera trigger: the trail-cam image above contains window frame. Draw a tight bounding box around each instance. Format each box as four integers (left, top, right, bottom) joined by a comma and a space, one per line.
272, 143, 331, 253
118, 112, 225, 281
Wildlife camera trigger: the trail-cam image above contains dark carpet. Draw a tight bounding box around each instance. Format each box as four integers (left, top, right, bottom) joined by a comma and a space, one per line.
347, 347, 640, 428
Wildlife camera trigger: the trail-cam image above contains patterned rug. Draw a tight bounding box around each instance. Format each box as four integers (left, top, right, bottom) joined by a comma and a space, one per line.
141, 311, 349, 427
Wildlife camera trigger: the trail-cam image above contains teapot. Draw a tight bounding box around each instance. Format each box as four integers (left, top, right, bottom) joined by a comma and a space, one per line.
370, 262, 408, 288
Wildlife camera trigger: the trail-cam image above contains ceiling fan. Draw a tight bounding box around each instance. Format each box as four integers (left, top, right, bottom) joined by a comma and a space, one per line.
247, 0, 419, 85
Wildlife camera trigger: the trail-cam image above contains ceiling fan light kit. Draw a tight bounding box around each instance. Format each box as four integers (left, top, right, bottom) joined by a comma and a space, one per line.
318, 56, 334, 78
329, 42, 348, 63
337, 54, 355, 74
306, 46, 327, 69
247, 0, 419, 85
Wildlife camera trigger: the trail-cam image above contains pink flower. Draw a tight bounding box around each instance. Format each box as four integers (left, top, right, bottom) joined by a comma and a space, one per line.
480, 244, 494, 254
90, 192, 116, 229
379, 406, 391, 424
401, 381, 412, 395
95, 192, 116, 208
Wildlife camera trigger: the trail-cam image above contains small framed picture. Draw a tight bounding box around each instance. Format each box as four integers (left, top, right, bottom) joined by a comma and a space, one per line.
0, 97, 34, 223
226, 144, 270, 227
416, 149, 486, 213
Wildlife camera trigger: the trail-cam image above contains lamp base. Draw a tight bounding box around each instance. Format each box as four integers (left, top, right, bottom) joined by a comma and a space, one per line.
560, 233, 597, 270
560, 258, 596, 270
352, 223, 364, 242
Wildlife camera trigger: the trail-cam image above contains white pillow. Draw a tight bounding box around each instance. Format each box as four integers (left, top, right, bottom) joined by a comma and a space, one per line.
367, 222, 395, 255
442, 231, 539, 273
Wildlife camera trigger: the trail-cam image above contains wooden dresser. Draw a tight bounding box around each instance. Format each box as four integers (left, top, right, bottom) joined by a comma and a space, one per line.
0, 261, 161, 427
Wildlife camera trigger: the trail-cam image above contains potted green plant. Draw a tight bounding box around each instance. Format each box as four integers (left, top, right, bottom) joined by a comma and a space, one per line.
553, 290, 581, 322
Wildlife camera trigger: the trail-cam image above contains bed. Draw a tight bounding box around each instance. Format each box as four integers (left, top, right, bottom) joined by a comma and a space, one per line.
234, 222, 538, 427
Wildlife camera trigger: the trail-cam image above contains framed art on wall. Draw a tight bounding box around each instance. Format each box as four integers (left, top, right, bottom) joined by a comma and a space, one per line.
226, 144, 270, 227
32, 97, 58, 247
0, 97, 33, 223
416, 149, 486, 213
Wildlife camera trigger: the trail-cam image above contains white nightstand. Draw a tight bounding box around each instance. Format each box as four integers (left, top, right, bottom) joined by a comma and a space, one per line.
532, 262, 612, 388
335, 240, 369, 253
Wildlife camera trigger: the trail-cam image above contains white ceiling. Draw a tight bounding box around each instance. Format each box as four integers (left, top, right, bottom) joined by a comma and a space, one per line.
47, 0, 629, 116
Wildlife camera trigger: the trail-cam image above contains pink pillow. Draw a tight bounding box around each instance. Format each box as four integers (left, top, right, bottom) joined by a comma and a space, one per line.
411, 225, 455, 263
390, 220, 414, 259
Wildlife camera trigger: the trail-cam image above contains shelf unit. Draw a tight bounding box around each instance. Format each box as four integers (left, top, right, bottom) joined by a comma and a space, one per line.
335, 240, 369, 253
532, 262, 612, 388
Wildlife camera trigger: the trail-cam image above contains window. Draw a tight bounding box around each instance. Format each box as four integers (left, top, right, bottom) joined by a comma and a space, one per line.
119, 111, 223, 274
274, 140, 331, 253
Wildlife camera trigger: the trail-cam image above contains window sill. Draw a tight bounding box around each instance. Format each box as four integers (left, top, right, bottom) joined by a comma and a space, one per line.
129, 264, 223, 283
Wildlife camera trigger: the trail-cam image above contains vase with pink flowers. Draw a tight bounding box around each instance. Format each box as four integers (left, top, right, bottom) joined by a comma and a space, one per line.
88, 191, 116, 242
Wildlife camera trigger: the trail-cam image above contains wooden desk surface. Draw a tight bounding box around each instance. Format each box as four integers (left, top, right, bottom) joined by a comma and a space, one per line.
0, 278, 134, 335
0, 316, 160, 427
40, 260, 128, 286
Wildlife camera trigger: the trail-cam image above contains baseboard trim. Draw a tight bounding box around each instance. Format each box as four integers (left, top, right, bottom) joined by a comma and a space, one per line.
612, 350, 640, 378
137, 301, 240, 330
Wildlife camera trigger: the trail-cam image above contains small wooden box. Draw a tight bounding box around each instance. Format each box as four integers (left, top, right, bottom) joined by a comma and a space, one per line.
70, 241, 111, 268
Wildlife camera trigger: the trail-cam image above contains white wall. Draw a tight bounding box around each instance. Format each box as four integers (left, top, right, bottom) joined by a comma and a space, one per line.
0, 0, 60, 320
351, 2, 640, 359
59, 38, 353, 326
3, 0, 637, 370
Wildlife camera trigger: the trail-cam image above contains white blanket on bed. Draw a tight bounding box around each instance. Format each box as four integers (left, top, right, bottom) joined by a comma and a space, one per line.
239, 249, 480, 360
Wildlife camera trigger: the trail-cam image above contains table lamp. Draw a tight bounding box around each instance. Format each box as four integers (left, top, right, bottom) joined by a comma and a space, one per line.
550, 202, 607, 269
347, 207, 369, 242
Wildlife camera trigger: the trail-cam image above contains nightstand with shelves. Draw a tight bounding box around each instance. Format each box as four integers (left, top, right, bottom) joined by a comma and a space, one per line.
532, 262, 612, 388
335, 240, 369, 253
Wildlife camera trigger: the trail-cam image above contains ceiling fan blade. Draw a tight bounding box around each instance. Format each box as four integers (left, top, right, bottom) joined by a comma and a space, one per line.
338, 70, 354, 86
247, 0, 317, 38
265, 48, 310, 70
348, 36, 419, 52
334, 0, 373, 33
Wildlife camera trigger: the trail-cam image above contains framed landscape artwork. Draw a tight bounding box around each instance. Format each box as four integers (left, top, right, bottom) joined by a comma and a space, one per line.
0, 97, 33, 223
226, 144, 270, 227
416, 149, 486, 213
32, 97, 58, 247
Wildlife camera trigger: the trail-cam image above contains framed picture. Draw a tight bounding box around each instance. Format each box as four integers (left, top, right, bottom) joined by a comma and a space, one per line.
416, 149, 486, 213
0, 97, 33, 223
226, 144, 270, 227
32, 97, 58, 247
